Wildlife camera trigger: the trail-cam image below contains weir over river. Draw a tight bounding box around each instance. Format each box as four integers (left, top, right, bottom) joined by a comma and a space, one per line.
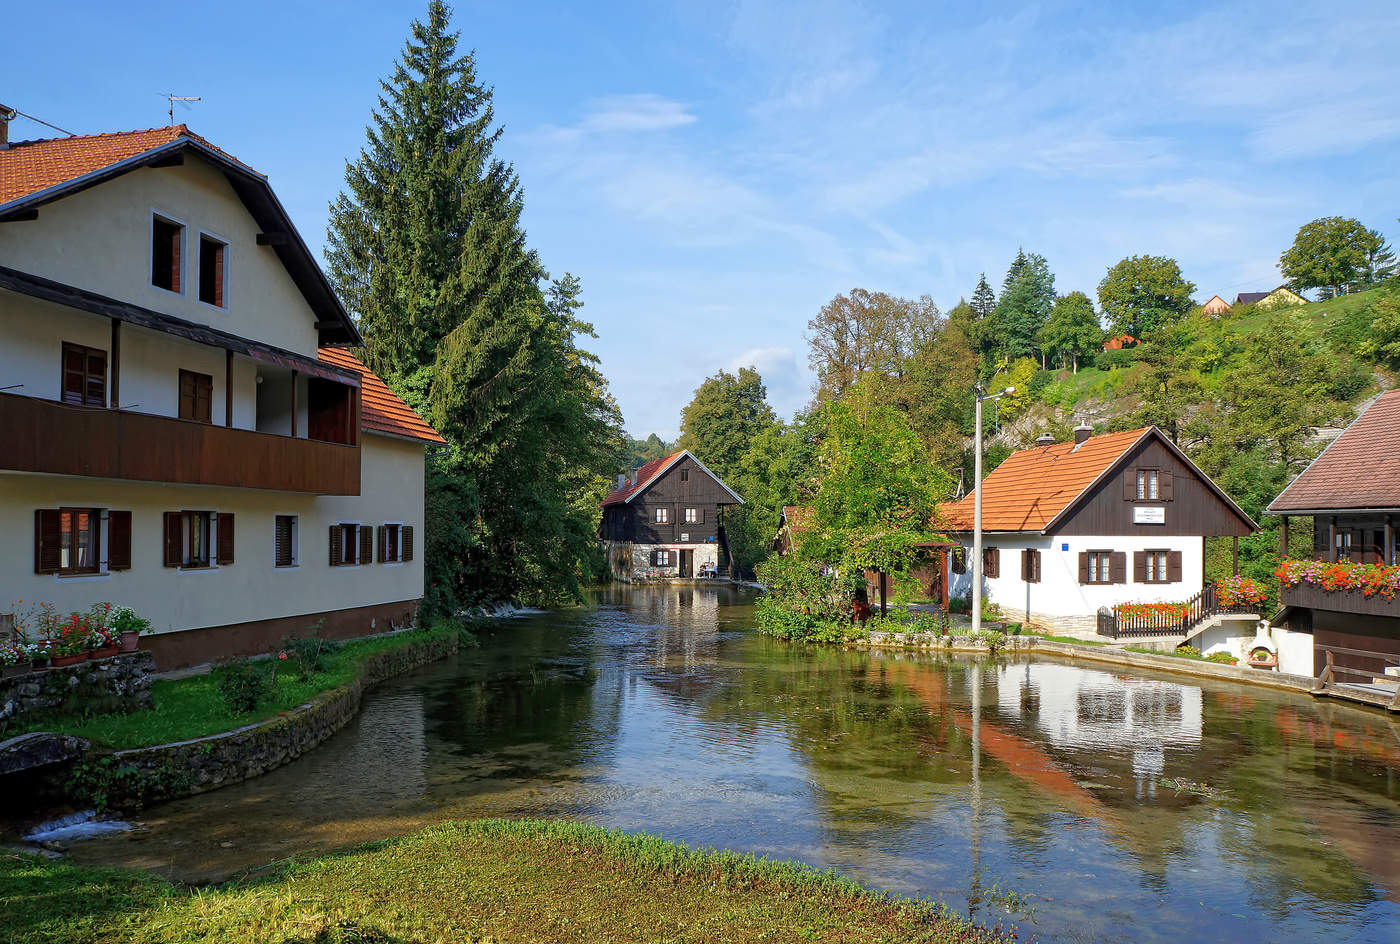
63, 585, 1400, 943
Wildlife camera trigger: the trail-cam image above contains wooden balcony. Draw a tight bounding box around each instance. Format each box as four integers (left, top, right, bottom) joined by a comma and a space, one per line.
1281, 581, 1400, 619
0, 392, 360, 495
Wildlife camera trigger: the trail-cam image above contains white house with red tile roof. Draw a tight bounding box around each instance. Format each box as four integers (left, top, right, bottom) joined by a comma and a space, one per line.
943, 426, 1257, 640
0, 122, 443, 668
599, 450, 743, 580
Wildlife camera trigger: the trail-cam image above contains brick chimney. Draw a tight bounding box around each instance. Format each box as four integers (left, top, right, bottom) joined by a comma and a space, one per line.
0, 105, 14, 150
1073, 422, 1093, 445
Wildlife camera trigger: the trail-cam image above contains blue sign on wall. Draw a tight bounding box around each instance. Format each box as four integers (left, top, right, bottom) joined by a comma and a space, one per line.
1061, 543, 1069, 551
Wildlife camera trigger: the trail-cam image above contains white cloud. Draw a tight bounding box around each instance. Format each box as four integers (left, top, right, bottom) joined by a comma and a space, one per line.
579, 94, 698, 133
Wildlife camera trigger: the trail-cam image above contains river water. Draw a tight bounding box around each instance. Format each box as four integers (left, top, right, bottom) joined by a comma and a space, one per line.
63, 584, 1400, 943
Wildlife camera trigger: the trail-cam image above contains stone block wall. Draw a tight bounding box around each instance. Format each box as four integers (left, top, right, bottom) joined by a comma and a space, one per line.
0, 652, 155, 731
603, 540, 721, 581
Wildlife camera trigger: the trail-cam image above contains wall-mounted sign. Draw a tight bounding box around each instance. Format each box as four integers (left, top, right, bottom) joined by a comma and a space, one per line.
1061, 543, 1069, 551
1134, 506, 1166, 525
680, 533, 690, 542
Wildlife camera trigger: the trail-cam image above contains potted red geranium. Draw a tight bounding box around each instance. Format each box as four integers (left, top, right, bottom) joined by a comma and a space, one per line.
88, 605, 119, 659
50, 611, 92, 667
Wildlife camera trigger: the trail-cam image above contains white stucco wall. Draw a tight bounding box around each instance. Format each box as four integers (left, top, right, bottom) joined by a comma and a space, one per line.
948, 533, 1206, 635
0, 434, 426, 636
0, 158, 320, 357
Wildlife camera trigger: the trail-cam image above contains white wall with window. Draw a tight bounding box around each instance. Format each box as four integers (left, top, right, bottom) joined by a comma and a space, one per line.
947, 533, 1206, 637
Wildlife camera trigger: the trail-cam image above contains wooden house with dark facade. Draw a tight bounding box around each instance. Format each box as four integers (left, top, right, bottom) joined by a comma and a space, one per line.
600, 450, 744, 580
1268, 390, 1400, 686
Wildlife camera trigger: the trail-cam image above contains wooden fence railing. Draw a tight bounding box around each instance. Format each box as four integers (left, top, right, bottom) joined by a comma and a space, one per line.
1096, 583, 1260, 640
1312, 645, 1400, 709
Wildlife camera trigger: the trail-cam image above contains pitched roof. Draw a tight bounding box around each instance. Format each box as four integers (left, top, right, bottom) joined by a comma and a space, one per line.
600, 449, 744, 506
1234, 292, 1269, 305
0, 125, 359, 345
317, 347, 446, 444
0, 125, 256, 204
1268, 390, 1400, 513
942, 428, 1152, 532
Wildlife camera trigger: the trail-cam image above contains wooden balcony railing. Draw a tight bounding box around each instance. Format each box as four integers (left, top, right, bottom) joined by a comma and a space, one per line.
1280, 582, 1400, 619
0, 391, 360, 495
1096, 582, 1260, 639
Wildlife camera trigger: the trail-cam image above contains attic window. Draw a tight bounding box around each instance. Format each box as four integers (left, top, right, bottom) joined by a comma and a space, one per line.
151, 215, 183, 293
198, 234, 227, 307
680, 468, 689, 481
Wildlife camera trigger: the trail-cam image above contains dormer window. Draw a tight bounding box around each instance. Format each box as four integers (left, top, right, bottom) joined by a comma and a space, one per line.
198, 234, 227, 307
152, 215, 184, 293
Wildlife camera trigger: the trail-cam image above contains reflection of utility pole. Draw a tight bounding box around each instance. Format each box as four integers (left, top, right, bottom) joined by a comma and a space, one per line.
969, 662, 983, 914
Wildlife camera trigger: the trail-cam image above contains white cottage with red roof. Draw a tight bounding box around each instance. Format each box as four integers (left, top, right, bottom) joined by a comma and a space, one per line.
599, 450, 744, 580
0, 121, 444, 668
944, 425, 1258, 641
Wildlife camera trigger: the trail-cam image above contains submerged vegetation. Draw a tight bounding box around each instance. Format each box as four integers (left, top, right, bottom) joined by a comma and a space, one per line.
0, 819, 1012, 944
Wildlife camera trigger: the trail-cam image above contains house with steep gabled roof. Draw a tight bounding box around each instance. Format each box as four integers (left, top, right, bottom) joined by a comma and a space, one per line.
599, 450, 743, 580
1267, 389, 1400, 687
0, 121, 441, 669
1202, 295, 1232, 317
942, 425, 1258, 641
1234, 286, 1307, 310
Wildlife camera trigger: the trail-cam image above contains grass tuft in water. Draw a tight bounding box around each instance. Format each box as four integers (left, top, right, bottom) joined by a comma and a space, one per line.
0, 819, 1016, 943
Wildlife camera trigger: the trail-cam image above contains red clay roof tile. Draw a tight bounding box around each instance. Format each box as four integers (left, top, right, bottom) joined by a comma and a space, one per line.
602, 451, 687, 506
317, 347, 445, 445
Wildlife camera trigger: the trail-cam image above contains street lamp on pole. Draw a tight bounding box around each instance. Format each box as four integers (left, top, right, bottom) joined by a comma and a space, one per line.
972, 383, 1015, 635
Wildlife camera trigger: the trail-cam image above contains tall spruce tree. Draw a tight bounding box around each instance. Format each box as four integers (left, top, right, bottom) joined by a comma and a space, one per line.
326, 1, 621, 608
970, 273, 996, 321
990, 250, 1055, 362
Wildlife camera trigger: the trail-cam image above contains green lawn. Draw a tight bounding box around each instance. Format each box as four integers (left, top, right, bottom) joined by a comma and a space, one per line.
0, 819, 1010, 944
5, 621, 472, 751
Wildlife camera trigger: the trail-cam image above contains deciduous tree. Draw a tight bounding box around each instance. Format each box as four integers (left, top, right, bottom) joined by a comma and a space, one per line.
677, 367, 778, 481
1098, 254, 1196, 338
1278, 216, 1380, 298
806, 289, 939, 403
1039, 291, 1102, 372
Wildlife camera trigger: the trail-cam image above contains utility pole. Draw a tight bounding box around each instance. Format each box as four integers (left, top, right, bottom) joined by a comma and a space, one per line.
971, 382, 1014, 635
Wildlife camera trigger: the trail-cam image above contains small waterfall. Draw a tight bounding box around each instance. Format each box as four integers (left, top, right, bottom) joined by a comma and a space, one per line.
25, 810, 133, 843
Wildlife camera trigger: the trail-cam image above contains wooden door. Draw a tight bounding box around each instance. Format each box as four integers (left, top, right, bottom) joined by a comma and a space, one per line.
679, 549, 693, 578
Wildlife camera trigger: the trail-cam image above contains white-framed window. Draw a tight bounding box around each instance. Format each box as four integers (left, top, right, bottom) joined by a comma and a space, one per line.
330, 522, 367, 566
197, 230, 228, 308
151, 211, 186, 294
655, 549, 671, 566
655, 507, 669, 523
1085, 551, 1113, 584
379, 522, 403, 563
1143, 550, 1168, 583
684, 507, 699, 523
1136, 469, 1160, 501
274, 514, 299, 568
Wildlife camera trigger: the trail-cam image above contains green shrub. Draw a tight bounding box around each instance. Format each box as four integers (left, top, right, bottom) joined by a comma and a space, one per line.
1205, 651, 1239, 665
215, 659, 272, 714
949, 597, 969, 614
1095, 346, 1141, 370
1005, 622, 1022, 635
280, 623, 336, 680
1173, 645, 1203, 659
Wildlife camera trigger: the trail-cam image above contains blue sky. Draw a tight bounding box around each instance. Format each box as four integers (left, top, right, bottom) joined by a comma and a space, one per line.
7, 1, 1399, 438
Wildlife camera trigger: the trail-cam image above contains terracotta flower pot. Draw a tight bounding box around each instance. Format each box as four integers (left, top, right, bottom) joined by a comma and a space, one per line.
90, 646, 119, 660
51, 651, 89, 667
119, 631, 140, 653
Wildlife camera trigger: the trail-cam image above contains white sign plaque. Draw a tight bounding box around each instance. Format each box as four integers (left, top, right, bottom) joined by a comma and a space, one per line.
1133, 506, 1166, 525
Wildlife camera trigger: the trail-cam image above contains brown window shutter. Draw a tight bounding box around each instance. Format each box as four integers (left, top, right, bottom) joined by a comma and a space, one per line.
1109, 551, 1127, 584
1167, 550, 1183, 582
216, 513, 234, 565
1160, 471, 1173, 501
985, 547, 999, 578
213, 243, 224, 307
1078, 551, 1090, 584
1123, 469, 1136, 500
1025, 549, 1039, 583
108, 511, 132, 570
163, 512, 182, 567
377, 525, 386, 563
275, 516, 292, 567
34, 509, 62, 573
1020, 549, 1028, 580
329, 524, 342, 566
359, 525, 373, 565
170, 228, 181, 293
402, 526, 414, 562
1133, 551, 1146, 583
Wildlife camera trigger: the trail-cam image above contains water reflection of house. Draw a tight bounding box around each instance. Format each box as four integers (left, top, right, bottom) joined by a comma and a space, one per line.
994, 662, 1202, 783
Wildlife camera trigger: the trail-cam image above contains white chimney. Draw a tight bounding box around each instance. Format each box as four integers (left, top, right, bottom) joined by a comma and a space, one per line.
0, 105, 14, 150
617, 473, 626, 490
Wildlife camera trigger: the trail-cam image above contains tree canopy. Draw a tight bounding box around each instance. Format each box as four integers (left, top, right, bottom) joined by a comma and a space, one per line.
1039, 291, 1102, 372
806, 289, 939, 403
989, 250, 1055, 362
1279, 216, 1391, 298
1098, 254, 1196, 338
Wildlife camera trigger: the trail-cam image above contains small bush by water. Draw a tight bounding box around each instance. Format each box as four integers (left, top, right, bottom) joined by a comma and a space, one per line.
0, 819, 1013, 943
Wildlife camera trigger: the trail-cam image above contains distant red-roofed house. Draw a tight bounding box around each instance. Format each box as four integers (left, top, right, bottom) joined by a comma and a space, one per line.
1102, 333, 1137, 351
0, 122, 439, 669
941, 425, 1257, 641
599, 450, 743, 580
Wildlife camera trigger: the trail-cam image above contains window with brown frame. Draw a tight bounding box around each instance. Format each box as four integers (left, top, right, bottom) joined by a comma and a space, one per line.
1126, 467, 1173, 502
982, 546, 1000, 578
1135, 549, 1182, 583
162, 511, 231, 568
1079, 550, 1125, 584
1021, 548, 1042, 583
329, 523, 372, 566
34, 508, 111, 575
198, 234, 226, 307
274, 515, 298, 568
652, 549, 672, 566
951, 547, 966, 574
680, 468, 689, 482
152, 215, 183, 292
179, 370, 214, 424
378, 523, 402, 563
61, 342, 107, 406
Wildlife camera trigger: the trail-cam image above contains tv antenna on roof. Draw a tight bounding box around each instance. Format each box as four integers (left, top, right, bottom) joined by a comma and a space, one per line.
166, 94, 201, 124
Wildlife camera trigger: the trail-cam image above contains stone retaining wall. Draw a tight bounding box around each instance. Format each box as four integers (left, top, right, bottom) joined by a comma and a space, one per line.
0, 652, 155, 731
80, 632, 462, 810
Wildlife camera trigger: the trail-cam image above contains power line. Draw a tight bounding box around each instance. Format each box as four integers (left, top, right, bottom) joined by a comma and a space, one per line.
11, 109, 75, 137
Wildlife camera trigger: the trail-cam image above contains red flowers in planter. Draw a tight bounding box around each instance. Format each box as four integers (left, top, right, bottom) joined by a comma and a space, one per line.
1216, 575, 1267, 606
1116, 601, 1192, 622
1275, 558, 1400, 599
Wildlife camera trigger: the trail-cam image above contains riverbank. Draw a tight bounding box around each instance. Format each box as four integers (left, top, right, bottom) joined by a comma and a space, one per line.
0, 819, 1013, 944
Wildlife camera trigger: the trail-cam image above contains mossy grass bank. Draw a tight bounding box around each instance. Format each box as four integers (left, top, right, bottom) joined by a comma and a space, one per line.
0, 819, 1012, 944
8, 621, 475, 751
